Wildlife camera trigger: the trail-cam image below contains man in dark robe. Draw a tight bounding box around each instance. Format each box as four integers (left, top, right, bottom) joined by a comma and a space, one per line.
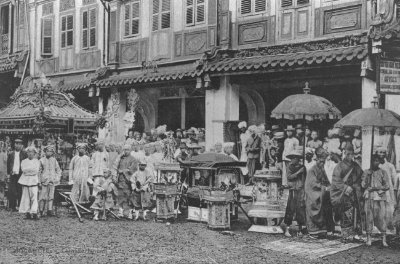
112, 144, 139, 219
245, 125, 261, 184
282, 148, 306, 237
305, 148, 335, 236
330, 144, 364, 234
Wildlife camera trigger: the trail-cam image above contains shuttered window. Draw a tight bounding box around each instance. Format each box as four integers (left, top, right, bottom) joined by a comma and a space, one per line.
61, 15, 74, 48
297, 0, 309, 5
152, 0, 171, 31
240, 0, 266, 15
281, 0, 309, 8
124, 0, 140, 37
281, 0, 292, 7
41, 18, 53, 55
82, 8, 96, 49
186, 0, 206, 26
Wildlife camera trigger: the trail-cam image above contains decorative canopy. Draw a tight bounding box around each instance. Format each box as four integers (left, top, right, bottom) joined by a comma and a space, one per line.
0, 77, 97, 134
271, 83, 342, 121
334, 101, 400, 129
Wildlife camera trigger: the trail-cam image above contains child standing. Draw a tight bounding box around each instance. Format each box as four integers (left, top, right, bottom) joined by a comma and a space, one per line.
91, 168, 117, 221
362, 154, 390, 247
131, 161, 154, 221
38, 145, 61, 217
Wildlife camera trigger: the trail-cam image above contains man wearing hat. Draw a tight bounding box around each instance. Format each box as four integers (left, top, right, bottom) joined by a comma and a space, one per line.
112, 144, 139, 219
282, 147, 306, 237
69, 143, 91, 204
245, 125, 262, 183
7, 138, 27, 211
305, 148, 335, 237
130, 160, 154, 221
330, 144, 364, 235
295, 124, 305, 146
377, 146, 396, 233
38, 145, 61, 217
282, 125, 299, 186
90, 140, 109, 196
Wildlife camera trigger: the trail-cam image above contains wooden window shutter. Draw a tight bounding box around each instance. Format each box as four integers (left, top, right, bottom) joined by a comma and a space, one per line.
196, 0, 205, 23
241, 0, 251, 14
82, 11, 88, 48
124, 4, 130, 36
281, 0, 292, 7
207, 0, 217, 25
61, 16, 66, 48
161, 0, 171, 29
255, 0, 266, 13
42, 18, 53, 55
109, 11, 117, 42
89, 9, 96, 47
186, 0, 194, 25
131, 1, 140, 35
67, 15, 73, 46
297, 0, 309, 5
152, 0, 159, 31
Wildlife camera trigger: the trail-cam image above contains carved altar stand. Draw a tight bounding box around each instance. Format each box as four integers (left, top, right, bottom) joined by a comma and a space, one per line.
247, 168, 288, 234
202, 189, 235, 230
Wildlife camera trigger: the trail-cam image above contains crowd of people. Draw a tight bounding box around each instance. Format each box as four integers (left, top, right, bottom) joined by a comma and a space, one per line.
237, 121, 400, 246
1, 121, 400, 247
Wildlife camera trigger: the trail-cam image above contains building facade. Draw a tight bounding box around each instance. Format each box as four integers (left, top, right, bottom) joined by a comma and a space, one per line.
21, 0, 400, 152
0, 0, 29, 107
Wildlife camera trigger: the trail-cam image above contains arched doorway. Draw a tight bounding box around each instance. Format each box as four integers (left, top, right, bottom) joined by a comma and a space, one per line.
133, 111, 145, 133
239, 97, 248, 123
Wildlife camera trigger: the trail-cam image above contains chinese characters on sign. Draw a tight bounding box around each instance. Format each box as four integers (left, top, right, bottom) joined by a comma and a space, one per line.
380, 60, 400, 93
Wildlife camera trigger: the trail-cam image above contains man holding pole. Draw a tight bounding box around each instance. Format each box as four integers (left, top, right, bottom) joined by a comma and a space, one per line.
330, 144, 364, 235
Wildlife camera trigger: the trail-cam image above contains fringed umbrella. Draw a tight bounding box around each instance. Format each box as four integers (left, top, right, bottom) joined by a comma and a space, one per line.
335, 98, 400, 167
271, 82, 342, 163
271, 82, 342, 121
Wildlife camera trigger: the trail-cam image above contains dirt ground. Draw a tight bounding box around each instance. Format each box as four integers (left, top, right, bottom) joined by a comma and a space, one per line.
0, 208, 399, 264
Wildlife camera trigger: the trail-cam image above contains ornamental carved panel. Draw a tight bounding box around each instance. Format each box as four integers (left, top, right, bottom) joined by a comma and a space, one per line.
324, 5, 361, 34
120, 41, 139, 64
42, 3, 53, 15
238, 21, 267, 45
60, 0, 75, 12
184, 31, 207, 56
36, 58, 59, 75
82, 0, 96, 5
174, 33, 182, 57
79, 50, 101, 70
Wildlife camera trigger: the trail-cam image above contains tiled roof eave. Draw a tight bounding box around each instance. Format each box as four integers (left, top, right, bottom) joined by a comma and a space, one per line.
205, 45, 368, 75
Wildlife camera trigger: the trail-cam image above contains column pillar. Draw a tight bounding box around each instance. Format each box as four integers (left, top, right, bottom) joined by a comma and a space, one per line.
181, 97, 186, 129
361, 76, 377, 170
205, 76, 239, 150
98, 96, 106, 140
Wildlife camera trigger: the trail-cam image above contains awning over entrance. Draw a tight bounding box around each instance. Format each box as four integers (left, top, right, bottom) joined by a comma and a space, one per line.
57, 63, 202, 92
96, 65, 201, 88
204, 45, 367, 74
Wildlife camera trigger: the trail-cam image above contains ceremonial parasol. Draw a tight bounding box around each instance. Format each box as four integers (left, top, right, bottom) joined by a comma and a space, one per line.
271, 82, 342, 121
334, 98, 400, 166
271, 82, 342, 163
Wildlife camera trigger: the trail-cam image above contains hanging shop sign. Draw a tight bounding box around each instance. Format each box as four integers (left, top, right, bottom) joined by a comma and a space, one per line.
380, 59, 400, 94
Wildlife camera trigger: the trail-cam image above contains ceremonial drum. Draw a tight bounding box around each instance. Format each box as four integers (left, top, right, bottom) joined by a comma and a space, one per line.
154, 183, 179, 221
202, 189, 234, 230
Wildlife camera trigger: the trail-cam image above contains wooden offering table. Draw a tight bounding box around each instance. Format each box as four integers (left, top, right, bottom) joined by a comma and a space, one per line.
247, 168, 288, 234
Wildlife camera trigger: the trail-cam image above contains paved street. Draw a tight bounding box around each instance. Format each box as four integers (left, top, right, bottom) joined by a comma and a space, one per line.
0, 209, 399, 264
